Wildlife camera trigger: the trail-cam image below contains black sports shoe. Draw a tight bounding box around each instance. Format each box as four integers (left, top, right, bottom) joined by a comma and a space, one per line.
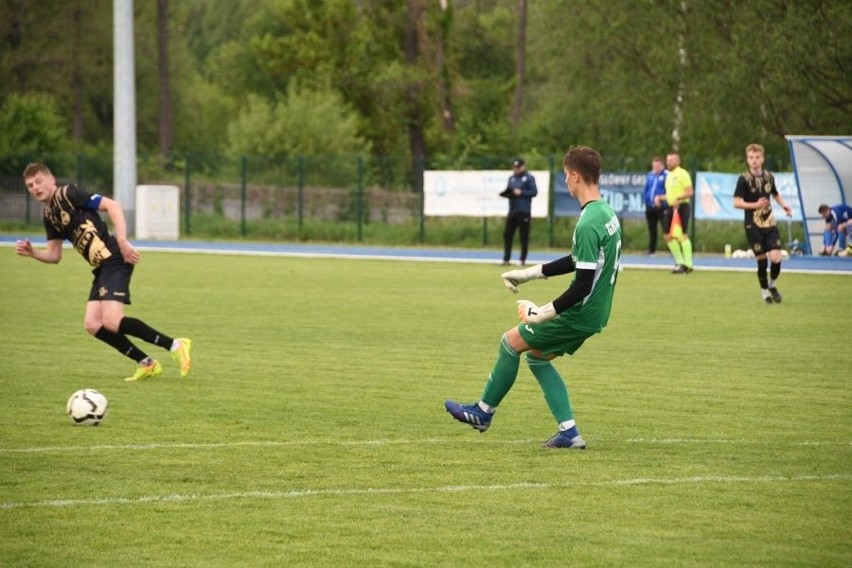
672, 264, 687, 274
768, 287, 782, 303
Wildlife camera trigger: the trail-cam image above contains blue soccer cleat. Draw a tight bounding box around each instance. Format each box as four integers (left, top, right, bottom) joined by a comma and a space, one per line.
444, 400, 492, 432
542, 427, 587, 449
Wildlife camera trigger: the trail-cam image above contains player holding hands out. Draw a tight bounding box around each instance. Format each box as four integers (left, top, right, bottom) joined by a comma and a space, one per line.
444, 146, 622, 448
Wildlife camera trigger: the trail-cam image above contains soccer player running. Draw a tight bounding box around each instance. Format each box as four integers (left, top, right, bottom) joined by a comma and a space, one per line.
733, 144, 792, 304
15, 163, 192, 382
444, 146, 621, 449
658, 152, 694, 273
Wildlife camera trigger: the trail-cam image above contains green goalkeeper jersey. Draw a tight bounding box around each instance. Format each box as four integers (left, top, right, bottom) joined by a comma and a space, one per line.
562, 199, 622, 332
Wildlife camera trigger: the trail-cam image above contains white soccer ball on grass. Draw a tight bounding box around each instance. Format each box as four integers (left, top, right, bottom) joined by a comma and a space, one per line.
66, 389, 109, 426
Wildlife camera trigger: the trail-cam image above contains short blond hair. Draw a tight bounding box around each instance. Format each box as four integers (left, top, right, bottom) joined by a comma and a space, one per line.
23, 163, 52, 180
745, 143, 764, 155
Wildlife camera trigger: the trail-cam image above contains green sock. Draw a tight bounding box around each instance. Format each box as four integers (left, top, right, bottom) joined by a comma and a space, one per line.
680, 238, 693, 267
526, 354, 573, 423
667, 239, 685, 265
480, 334, 520, 408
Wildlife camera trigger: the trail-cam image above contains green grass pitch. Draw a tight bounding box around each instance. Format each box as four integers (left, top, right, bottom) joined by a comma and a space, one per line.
1, 250, 849, 566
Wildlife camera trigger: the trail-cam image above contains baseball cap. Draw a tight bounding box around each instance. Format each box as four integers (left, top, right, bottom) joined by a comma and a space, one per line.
511, 158, 525, 168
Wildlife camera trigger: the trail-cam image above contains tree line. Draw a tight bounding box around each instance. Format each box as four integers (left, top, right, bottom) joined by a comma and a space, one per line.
1, 0, 849, 184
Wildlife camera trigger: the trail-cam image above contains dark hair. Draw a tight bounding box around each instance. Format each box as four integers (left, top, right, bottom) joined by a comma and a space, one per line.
818, 204, 830, 214
562, 146, 601, 185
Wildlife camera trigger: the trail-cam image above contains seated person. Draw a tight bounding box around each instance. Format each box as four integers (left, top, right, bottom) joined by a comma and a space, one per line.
817, 204, 852, 256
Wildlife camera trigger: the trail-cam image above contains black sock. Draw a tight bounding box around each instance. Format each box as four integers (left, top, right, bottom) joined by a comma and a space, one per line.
118, 317, 174, 349
757, 258, 769, 289
770, 261, 781, 281
95, 327, 148, 362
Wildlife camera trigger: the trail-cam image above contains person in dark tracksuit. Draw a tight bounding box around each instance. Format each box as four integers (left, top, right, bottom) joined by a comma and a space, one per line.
501, 157, 538, 266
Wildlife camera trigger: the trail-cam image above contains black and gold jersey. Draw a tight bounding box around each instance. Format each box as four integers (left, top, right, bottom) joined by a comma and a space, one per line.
733, 170, 778, 229
43, 185, 117, 267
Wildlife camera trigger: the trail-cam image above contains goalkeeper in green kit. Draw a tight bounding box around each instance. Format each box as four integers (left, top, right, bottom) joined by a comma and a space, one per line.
444, 146, 622, 449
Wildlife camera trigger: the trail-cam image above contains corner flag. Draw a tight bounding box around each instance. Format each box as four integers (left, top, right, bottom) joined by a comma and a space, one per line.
669, 208, 683, 239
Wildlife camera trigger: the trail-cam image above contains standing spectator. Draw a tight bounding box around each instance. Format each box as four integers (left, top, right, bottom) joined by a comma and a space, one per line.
658, 152, 694, 273
445, 146, 621, 449
733, 144, 793, 304
15, 163, 193, 381
817, 203, 852, 256
643, 156, 668, 255
500, 157, 538, 266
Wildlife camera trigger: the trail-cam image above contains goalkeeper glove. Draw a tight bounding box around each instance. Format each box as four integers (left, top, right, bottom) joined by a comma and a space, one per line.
516, 300, 557, 324
501, 264, 546, 294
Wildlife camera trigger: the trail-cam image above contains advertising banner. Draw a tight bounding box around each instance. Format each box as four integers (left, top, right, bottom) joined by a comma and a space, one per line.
554, 172, 646, 219
695, 172, 799, 220
423, 170, 550, 218
424, 169, 800, 222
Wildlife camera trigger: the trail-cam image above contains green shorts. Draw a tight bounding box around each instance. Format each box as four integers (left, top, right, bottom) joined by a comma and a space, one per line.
517, 317, 598, 357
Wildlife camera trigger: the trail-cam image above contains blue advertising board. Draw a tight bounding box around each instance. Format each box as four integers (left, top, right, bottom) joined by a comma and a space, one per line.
554, 172, 646, 219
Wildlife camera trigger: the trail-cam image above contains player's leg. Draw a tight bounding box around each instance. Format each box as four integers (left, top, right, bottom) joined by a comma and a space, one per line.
518, 214, 531, 265
645, 208, 658, 254
525, 354, 584, 449
755, 255, 772, 304
523, 326, 589, 449
766, 229, 783, 302
678, 203, 693, 271
444, 330, 525, 432
101, 260, 193, 377
837, 221, 848, 251
663, 208, 686, 269
85, 300, 148, 361
114, 314, 192, 376
85, 299, 161, 381
744, 227, 771, 303
844, 221, 852, 256
97, 300, 163, 381
502, 213, 518, 264
822, 221, 837, 255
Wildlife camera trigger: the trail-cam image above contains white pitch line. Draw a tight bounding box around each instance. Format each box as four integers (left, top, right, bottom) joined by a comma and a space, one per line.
1, 474, 847, 511
0, 437, 849, 454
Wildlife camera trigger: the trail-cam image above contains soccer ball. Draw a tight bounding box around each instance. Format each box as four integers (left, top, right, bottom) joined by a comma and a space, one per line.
66, 389, 109, 426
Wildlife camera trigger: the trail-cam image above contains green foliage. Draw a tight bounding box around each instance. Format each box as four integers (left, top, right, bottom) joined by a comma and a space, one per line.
227, 86, 371, 160
0, 93, 68, 163
0, 252, 849, 565
1, 0, 849, 176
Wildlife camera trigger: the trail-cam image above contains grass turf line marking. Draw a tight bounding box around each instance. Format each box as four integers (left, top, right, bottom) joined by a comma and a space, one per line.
1, 474, 848, 511
1, 438, 850, 454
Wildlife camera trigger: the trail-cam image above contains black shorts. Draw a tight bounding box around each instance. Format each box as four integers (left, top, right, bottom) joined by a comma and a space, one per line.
87, 258, 133, 304
745, 225, 782, 255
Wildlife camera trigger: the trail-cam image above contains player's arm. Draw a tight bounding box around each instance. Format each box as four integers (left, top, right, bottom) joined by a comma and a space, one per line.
98, 196, 140, 264
501, 255, 576, 293
15, 238, 63, 264
733, 177, 762, 210
517, 268, 595, 324
771, 191, 793, 216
